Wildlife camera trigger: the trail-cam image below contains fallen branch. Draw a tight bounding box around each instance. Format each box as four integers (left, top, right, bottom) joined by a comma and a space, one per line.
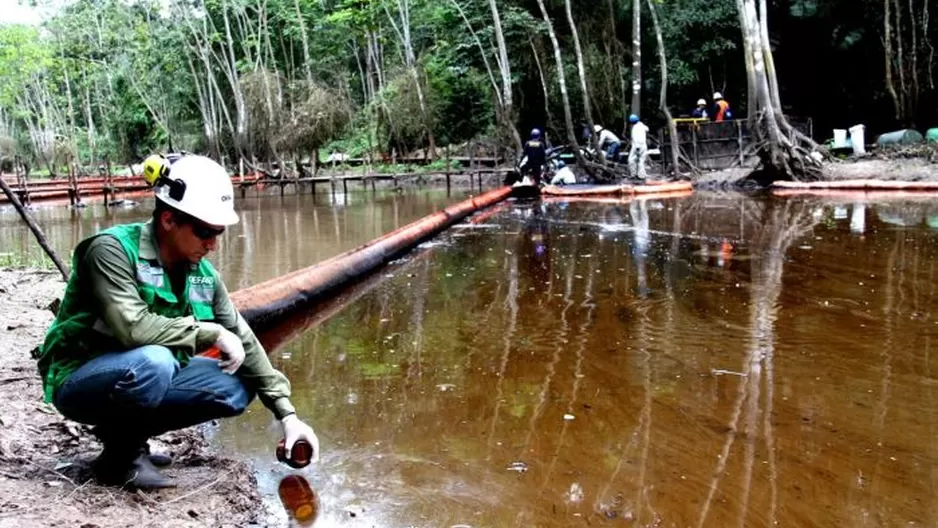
0, 177, 70, 280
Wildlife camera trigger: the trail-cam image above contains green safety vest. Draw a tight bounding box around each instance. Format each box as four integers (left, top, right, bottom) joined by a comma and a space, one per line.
36, 222, 218, 403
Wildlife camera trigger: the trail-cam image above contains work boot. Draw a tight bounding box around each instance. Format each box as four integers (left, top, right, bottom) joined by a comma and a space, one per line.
141, 442, 173, 467
93, 444, 176, 490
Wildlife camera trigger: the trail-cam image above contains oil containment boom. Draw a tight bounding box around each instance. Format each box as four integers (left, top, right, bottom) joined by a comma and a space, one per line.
231, 186, 513, 329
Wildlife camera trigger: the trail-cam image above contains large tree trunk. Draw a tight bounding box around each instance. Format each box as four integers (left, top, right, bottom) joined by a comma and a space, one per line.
535, 0, 585, 168
758, 0, 782, 112
630, 0, 641, 117
737, 0, 821, 184
646, 0, 680, 176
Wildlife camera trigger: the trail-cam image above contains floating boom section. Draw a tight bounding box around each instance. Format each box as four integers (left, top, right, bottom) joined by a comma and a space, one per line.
231, 186, 513, 328
539, 181, 693, 196
772, 180, 938, 191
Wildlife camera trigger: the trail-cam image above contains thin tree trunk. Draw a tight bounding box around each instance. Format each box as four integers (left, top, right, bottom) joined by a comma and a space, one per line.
220, 0, 248, 153
884, 0, 902, 121
564, 0, 602, 160
488, 0, 522, 151
529, 38, 552, 127
449, 0, 503, 109
630, 0, 642, 116
364, 37, 377, 102
607, 0, 621, 112
646, 0, 680, 175
907, 0, 919, 121
535, 0, 584, 166
354, 42, 370, 102
294, 0, 313, 84
893, 0, 908, 121
384, 0, 437, 159
81, 67, 96, 163
925, 0, 935, 89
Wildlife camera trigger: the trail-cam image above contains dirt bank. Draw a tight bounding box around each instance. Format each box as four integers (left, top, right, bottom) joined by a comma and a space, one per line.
693, 156, 938, 189
0, 269, 269, 527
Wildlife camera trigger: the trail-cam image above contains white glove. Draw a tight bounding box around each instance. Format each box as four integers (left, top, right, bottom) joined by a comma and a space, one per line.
214, 327, 245, 374
281, 414, 320, 464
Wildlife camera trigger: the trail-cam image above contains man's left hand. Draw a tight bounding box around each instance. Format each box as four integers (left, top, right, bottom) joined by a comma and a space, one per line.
281, 414, 320, 463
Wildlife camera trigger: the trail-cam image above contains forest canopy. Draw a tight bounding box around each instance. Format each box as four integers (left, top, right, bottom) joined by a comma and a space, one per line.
0, 0, 934, 173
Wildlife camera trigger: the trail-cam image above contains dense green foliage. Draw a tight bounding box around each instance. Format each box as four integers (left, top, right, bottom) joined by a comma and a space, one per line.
0, 0, 934, 170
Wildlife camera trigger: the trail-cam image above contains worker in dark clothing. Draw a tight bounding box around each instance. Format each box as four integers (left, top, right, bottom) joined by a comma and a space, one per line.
691, 99, 709, 119
520, 128, 547, 185
713, 92, 733, 122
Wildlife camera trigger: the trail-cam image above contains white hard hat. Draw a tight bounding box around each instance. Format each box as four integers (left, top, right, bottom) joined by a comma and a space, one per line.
697, 98, 707, 106
155, 155, 239, 226
593, 124, 602, 132
713, 92, 723, 100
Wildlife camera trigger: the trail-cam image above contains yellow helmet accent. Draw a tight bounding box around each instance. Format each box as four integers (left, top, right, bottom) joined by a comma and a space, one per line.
142, 154, 170, 187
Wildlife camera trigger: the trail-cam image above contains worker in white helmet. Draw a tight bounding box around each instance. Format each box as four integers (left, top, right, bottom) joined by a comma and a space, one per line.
593, 124, 623, 161
691, 98, 709, 119
36, 154, 320, 490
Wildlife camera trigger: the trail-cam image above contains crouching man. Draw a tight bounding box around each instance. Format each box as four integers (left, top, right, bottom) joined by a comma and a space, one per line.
35, 154, 319, 489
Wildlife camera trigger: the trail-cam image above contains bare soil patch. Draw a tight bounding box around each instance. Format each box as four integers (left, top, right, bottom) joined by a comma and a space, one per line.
693, 156, 938, 189
0, 269, 270, 528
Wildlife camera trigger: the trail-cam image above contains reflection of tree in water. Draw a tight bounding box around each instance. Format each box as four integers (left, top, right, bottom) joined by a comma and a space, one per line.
486, 251, 519, 455
697, 200, 820, 528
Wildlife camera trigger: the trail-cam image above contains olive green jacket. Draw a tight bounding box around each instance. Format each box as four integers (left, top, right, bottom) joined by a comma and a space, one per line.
38, 220, 296, 419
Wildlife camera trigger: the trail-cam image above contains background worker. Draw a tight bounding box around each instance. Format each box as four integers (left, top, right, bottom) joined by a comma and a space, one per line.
518, 128, 547, 185
628, 114, 649, 180
36, 154, 320, 490
549, 161, 577, 185
713, 92, 733, 122
594, 124, 622, 162
691, 98, 709, 119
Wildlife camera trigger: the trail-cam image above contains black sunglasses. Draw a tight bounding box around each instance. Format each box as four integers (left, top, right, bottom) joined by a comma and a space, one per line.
190, 222, 225, 240
172, 210, 225, 240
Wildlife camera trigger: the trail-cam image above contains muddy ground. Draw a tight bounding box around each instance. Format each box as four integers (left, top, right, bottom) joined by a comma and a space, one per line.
0, 269, 271, 528
692, 155, 938, 188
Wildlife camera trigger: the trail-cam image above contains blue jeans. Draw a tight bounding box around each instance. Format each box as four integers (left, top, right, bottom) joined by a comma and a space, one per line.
605, 141, 622, 161
53, 345, 254, 443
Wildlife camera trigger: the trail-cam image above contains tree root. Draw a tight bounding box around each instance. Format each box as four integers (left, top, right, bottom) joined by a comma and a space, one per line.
582, 159, 628, 182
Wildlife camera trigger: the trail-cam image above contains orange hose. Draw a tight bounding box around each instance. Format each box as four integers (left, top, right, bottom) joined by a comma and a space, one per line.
231, 186, 513, 327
